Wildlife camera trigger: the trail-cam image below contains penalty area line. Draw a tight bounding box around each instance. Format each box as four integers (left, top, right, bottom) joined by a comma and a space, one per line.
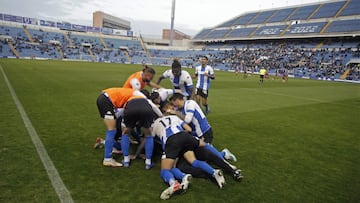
0, 64, 74, 203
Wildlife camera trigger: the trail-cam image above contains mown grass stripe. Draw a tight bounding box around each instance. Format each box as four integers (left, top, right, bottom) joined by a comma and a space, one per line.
0, 64, 74, 203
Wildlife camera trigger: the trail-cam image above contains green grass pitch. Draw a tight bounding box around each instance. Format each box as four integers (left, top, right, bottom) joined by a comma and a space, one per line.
0, 59, 359, 203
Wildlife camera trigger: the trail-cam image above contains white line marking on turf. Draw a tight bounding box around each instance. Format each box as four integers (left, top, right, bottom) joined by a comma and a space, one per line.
0, 64, 74, 203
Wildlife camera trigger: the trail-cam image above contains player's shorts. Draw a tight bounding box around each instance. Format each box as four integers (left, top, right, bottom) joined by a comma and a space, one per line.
195, 88, 208, 98
123, 98, 153, 129
201, 128, 214, 144
96, 93, 116, 119
163, 132, 200, 159
260, 75, 265, 79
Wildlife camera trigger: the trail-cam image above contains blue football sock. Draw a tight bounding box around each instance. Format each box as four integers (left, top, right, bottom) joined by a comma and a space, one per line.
160, 169, 175, 185
221, 151, 225, 158
192, 160, 214, 175
113, 141, 121, 150
170, 168, 185, 180
104, 129, 116, 159
121, 134, 130, 157
145, 136, 154, 160
205, 143, 224, 160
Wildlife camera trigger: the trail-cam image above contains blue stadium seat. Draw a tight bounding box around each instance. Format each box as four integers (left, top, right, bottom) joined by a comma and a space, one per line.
267, 8, 295, 23
325, 19, 360, 33
250, 10, 276, 24
226, 27, 256, 38
192, 29, 212, 39
338, 0, 360, 16
233, 12, 258, 25
288, 4, 319, 20
310, 1, 345, 19
205, 29, 231, 39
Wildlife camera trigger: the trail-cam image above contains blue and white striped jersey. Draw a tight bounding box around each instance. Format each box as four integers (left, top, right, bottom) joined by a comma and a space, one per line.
162, 70, 193, 97
152, 115, 186, 150
195, 65, 214, 90
182, 100, 211, 137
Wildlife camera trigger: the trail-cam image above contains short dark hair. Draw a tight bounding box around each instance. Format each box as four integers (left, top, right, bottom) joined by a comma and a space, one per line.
202, 55, 208, 60
169, 93, 184, 101
143, 65, 155, 75
160, 101, 171, 113
172, 59, 181, 70
150, 91, 159, 101
140, 89, 150, 98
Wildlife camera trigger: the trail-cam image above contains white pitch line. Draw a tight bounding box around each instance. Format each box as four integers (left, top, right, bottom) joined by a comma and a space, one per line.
0, 64, 74, 203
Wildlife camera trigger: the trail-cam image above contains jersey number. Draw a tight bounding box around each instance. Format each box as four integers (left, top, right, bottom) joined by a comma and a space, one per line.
160, 117, 171, 128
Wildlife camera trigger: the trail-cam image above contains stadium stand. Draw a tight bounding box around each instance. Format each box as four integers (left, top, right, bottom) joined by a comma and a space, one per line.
192, 28, 214, 40
193, 0, 360, 40
287, 4, 319, 21
253, 25, 288, 36
286, 22, 327, 35
226, 27, 257, 39
267, 8, 296, 23
249, 10, 276, 25
338, 0, 360, 16
325, 19, 360, 33
0, 0, 359, 81
310, 1, 346, 19
206, 29, 231, 39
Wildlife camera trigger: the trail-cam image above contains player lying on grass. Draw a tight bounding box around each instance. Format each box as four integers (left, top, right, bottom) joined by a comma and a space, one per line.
150, 88, 182, 107
175, 147, 243, 182
152, 102, 226, 199
169, 93, 238, 162
161, 101, 243, 182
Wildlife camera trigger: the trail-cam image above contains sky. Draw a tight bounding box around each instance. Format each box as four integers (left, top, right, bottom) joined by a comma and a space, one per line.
0, 0, 329, 38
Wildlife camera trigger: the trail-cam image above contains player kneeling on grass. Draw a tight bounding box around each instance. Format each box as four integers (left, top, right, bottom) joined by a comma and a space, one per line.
120, 90, 163, 169
96, 88, 162, 168
96, 88, 143, 167
93, 109, 140, 154
153, 102, 226, 200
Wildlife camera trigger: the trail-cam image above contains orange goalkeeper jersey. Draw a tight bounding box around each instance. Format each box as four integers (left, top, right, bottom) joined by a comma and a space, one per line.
123, 71, 147, 90
102, 88, 134, 108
